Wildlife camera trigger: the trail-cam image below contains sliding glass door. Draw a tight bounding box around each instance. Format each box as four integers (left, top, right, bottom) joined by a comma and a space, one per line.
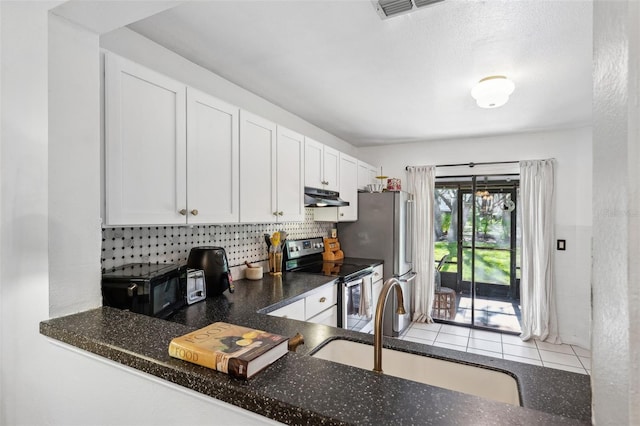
434, 176, 521, 333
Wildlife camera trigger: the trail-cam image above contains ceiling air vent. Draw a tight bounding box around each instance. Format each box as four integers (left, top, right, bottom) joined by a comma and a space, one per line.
414, 0, 444, 8
374, 0, 445, 19
378, 0, 413, 17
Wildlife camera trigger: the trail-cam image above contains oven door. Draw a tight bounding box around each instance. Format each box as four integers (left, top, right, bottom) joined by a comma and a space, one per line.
342, 273, 374, 333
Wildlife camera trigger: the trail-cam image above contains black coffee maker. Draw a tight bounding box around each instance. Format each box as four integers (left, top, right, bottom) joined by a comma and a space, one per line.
187, 247, 235, 296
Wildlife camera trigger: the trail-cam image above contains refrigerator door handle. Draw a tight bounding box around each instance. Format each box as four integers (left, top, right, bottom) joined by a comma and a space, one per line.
398, 271, 417, 282
405, 199, 414, 263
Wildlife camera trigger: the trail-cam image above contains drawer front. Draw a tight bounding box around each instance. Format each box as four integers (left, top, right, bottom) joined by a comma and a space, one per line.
305, 284, 338, 320
372, 264, 383, 282
268, 298, 305, 320
307, 305, 338, 327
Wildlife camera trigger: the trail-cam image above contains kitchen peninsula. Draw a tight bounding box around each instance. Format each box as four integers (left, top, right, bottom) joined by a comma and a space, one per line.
40, 273, 590, 425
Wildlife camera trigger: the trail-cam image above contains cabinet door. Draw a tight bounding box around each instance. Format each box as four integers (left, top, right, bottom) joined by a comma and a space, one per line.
104, 53, 186, 225
305, 284, 338, 320
304, 137, 324, 189
307, 305, 338, 327
358, 160, 375, 190
239, 110, 277, 223
186, 88, 239, 224
323, 145, 340, 192
368, 164, 379, 187
338, 153, 358, 221
276, 127, 305, 222
267, 299, 305, 320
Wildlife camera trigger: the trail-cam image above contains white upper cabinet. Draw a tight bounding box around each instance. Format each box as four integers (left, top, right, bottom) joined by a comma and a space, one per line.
357, 160, 378, 190
239, 111, 304, 223
338, 153, 359, 221
276, 126, 305, 222
304, 138, 339, 192
105, 53, 187, 225
186, 87, 239, 224
104, 53, 241, 226
104, 52, 369, 226
304, 138, 323, 189
313, 152, 359, 223
323, 145, 340, 192
239, 110, 277, 223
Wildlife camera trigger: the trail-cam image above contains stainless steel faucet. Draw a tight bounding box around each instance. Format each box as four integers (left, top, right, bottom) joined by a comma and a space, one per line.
373, 278, 406, 373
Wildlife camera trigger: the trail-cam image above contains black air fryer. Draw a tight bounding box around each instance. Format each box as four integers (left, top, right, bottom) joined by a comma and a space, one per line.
187, 247, 234, 296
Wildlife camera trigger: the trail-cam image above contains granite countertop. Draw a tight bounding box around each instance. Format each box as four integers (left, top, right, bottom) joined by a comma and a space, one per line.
40, 272, 591, 425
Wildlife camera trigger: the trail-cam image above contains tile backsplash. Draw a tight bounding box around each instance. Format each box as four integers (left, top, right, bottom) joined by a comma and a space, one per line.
101, 208, 334, 272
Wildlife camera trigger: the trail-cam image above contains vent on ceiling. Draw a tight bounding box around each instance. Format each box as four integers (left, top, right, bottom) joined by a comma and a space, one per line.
374, 0, 444, 19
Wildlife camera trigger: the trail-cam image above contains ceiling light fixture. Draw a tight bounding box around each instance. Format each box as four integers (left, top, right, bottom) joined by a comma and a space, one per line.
471, 75, 515, 109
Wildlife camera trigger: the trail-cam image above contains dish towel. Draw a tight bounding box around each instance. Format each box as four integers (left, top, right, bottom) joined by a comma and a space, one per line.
359, 281, 371, 318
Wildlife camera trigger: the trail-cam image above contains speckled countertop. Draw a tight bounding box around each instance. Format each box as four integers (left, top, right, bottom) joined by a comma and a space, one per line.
40, 271, 591, 425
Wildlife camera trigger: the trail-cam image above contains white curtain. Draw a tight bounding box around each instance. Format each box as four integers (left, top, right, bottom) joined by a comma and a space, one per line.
519, 159, 560, 343
407, 165, 436, 323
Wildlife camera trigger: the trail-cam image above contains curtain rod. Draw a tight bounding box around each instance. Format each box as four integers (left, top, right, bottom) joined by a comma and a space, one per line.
405, 160, 520, 171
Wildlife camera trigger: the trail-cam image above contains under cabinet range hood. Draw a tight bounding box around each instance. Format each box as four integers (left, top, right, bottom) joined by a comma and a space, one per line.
304, 187, 350, 208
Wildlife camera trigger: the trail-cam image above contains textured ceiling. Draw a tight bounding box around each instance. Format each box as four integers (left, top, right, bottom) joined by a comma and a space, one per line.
128, 0, 593, 147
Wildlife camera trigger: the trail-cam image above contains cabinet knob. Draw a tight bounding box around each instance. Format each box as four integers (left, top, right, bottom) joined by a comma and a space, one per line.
319, 297, 327, 303
190, 209, 199, 216
273, 211, 278, 216
179, 209, 187, 216
340, 213, 344, 217
374, 272, 380, 277
278, 211, 284, 216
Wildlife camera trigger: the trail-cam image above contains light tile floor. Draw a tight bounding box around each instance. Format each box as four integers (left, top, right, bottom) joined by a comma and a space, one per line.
398, 321, 591, 375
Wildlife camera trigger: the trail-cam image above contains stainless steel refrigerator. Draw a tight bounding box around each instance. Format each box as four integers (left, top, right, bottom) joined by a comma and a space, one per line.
338, 191, 416, 337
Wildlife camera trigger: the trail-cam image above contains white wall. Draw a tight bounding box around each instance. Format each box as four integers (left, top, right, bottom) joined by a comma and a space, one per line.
358, 127, 593, 347
100, 27, 357, 157
0, 3, 276, 424
48, 14, 103, 318
1, 2, 53, 422
592, 0, 640, 423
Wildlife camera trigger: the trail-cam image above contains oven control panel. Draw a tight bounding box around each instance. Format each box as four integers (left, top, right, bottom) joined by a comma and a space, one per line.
285, 237, 324, 259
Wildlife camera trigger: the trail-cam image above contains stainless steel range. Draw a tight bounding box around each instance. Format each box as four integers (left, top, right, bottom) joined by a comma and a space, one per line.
284, 237, 376, 333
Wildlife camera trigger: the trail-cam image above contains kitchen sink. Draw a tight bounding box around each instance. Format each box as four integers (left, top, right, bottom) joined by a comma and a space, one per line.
311, 339, 520, 406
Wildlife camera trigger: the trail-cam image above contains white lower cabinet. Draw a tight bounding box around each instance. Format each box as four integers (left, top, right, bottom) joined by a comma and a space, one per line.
267, 283, 338, 327
307, 305, 338, 326
267, 299, 305, 321
305, 284, 338, 320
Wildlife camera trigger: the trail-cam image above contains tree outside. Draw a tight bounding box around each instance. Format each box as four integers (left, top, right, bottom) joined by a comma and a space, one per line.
434, 186, 517, 285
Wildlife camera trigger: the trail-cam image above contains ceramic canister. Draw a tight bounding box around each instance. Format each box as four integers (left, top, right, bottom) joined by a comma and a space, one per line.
387, 178, 401, 191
